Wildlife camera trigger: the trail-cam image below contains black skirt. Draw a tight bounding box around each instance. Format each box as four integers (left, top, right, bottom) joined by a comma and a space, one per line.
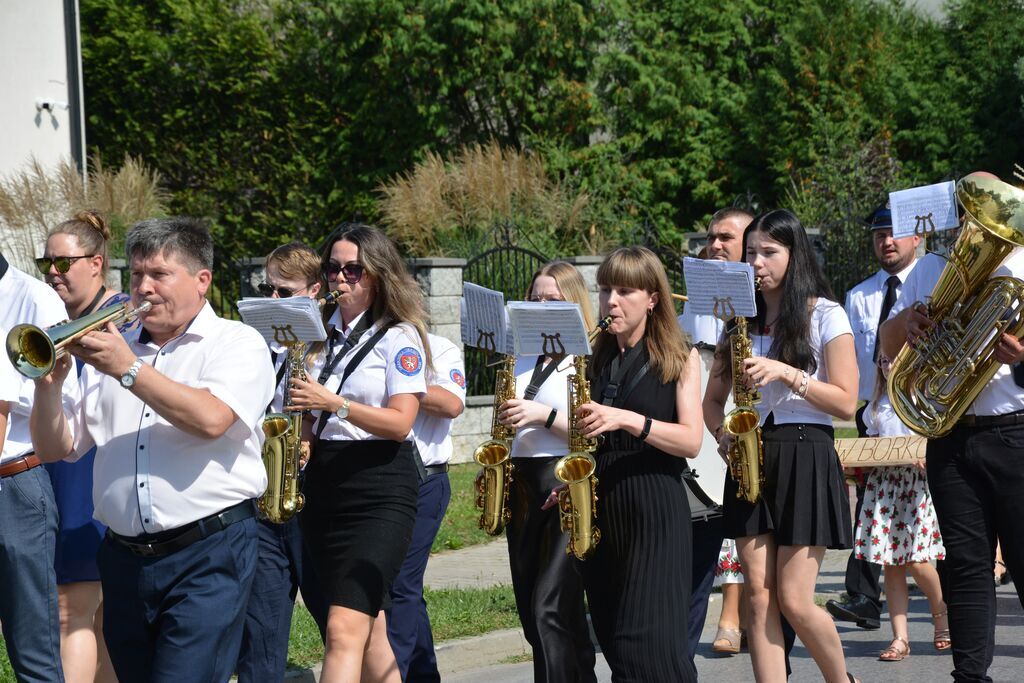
300, 439, 418, 615
722, 419, 851, 549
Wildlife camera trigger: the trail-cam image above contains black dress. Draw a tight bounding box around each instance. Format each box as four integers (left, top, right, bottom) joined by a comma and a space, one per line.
581, 345, 697, 683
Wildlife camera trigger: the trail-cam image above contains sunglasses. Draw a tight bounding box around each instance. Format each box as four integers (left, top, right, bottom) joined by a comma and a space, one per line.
257, 282, 312, 298
35, 255, 96, 274
323, 261, 365, 284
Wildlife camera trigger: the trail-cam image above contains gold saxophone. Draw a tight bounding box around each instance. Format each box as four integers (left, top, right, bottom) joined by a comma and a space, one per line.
474, 354, 517, 535
257, 289, 342, 524
555, 315, 612, 560
889, 173, 1024, 437
724, 315, 764, 504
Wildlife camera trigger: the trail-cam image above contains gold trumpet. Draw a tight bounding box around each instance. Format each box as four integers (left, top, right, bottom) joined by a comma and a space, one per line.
6, 300, 152, 379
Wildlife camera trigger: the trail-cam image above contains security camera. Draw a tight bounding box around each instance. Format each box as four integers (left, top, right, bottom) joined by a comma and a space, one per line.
35, 98, 70, 112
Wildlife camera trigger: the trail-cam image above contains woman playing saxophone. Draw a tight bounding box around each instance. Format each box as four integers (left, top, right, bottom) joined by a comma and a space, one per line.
496, 261, 598, 683
702, 209, 860, 683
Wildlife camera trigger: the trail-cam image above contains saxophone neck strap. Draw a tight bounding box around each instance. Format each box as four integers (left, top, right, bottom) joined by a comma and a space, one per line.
313, 322, 394, 441
316, 311, 376, 384
523, 355, 560, 400
601, 342, 646, 406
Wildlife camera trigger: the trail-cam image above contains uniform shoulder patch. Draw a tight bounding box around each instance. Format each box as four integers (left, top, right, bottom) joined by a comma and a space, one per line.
395, 347, 422, 376
450, 368, 466, 388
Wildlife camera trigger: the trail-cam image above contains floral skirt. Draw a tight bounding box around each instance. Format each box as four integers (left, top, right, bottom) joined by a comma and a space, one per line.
713, 538, 744, 586
853, 465, 945, 566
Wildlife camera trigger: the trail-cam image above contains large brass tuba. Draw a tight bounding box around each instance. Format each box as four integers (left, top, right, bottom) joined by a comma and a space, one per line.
889, 173, 1024, 437
555, 315, 612, 560
6, 300, 152, 379
724, 315, 765, 504
474, 354, 517, 535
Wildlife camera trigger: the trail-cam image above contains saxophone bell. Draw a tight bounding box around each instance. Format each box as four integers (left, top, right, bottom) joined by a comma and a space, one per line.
474, 354, 517, 536
258, 342, 308, 523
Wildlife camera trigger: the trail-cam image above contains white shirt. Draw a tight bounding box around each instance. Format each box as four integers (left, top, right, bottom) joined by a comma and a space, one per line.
0, 261, 77, 464
0, 327, 19, 404
677, 307, 724, 348
888, 250, 1024, 416
312, 312, 427, 442
66, 301, 274, 536
509, 354, 574, 459
845, 259, 918, 401
411, 335, 466, 466
863, 393, 913, 438
752, 298, 854, 426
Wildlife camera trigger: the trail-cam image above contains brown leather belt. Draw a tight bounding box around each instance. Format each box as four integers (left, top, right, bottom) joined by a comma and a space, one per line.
0, 455, 42, 478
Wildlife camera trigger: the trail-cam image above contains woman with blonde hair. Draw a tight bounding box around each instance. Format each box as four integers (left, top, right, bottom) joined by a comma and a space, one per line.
38, 210, 125, 683
286, 223, 430, 683
575, 246, 703, 681
497, 261, 598, 683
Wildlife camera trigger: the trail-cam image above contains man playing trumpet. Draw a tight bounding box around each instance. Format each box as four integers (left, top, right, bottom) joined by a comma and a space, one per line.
30, 218, 274, 683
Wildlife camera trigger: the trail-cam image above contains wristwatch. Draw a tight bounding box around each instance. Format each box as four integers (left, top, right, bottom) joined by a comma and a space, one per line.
335, 397, 351, 420
120, 359, 144, 388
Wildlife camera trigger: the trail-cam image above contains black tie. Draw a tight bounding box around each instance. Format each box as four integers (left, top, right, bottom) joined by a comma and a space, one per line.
874, 275, 900, 362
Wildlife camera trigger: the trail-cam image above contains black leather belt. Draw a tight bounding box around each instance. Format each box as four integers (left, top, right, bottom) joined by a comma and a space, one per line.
424, 464, 449, 477
958, 410, 1024, 428
106, 500, 255, 558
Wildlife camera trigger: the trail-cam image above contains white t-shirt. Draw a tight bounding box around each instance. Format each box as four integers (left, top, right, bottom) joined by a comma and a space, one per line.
863, 393, 913, 438
0, 326, 19, 404
0, 263, 78, 463
411, 335, 466, 466
509, 354, 575, 459
311, 312, 427, 442
67, 302, 274, 536
888, 250, 1024, 416
751, 298, 854, 426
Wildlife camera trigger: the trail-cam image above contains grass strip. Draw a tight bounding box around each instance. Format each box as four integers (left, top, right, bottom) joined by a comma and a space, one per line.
432, 463, 494, 552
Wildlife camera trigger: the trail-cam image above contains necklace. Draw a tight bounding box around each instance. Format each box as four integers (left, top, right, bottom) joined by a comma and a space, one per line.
762, 316, 779, 335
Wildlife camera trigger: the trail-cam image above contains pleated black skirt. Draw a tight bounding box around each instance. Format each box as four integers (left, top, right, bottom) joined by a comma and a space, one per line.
581, 447, 696, 683
300, 439, 418, 615
723, 419, 851, 549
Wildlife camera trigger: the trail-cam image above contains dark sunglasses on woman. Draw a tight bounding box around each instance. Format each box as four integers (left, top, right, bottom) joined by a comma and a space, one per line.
35, 255, 95, 274
257, 282, 311, 298
323, 261, 365, 284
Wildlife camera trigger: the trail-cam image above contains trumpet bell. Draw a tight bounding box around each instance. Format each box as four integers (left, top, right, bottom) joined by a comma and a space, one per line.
6, 324, 58, 378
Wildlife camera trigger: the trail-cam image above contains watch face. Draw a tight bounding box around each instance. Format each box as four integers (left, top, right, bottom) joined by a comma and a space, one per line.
120, 373, 136, 388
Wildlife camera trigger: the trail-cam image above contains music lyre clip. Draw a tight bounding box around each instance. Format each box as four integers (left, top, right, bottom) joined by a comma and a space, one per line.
272, 324, 299, 346
913, 212, 937, 237
712, 297, 736, 321
540, 331, 566, 358
476, 329, 497, 354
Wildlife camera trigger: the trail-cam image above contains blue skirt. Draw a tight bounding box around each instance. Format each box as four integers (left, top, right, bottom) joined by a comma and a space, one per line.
45, 447, 106, 583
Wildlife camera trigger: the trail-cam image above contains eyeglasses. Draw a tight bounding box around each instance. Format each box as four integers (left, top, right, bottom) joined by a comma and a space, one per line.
323, 261, 365, 284
257, 282, 312, 298
528, 296, 564, 303
35, 255, 96, 274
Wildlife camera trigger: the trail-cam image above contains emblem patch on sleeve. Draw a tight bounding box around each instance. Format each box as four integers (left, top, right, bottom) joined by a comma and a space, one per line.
395, 347, 422, 376
450, 368, 466, 388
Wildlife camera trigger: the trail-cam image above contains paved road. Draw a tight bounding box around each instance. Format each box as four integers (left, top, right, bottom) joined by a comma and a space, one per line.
444, 557, 1024, 682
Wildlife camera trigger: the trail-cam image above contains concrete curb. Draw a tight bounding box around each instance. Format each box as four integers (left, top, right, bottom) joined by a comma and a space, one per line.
436, 628, 531, 675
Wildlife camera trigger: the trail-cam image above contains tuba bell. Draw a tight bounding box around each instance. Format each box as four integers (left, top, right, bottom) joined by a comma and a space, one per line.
6, 300, 152, 379
889, 173, 1024, 437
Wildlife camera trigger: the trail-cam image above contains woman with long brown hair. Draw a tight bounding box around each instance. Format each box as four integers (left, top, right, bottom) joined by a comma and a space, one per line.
575, 246, 703, 682
498, 261, 598, 683
39, 210, 124, 683
286, 223, 430, 683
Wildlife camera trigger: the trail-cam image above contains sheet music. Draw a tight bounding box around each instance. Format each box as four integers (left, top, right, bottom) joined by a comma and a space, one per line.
461, 283, 507, 353
237, 297, 327, 345
890, 181, 958, 238
681, 257, 757, 318
507, 302, 590, 356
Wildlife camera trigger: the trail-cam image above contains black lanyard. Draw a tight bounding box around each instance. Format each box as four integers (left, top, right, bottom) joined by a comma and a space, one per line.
316, 312, 375, 384
601, 343, 646, 406
313, 322, 394, 441
523, 356, 561, 400
79, 286, 107, 318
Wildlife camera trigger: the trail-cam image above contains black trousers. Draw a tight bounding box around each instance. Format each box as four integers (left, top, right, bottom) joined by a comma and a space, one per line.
506, 457, 597, 683
846, 405, 883, 610
927, 421, 1024, 682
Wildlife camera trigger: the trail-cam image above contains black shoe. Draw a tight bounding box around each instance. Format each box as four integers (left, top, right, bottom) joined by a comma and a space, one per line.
825, 594, 881, 630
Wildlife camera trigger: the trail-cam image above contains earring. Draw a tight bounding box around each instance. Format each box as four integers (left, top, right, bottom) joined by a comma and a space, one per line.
647, 308, 653, 317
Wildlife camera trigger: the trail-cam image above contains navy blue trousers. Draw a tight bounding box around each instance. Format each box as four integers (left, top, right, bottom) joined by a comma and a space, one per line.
98, 516, 258, 683
0, 466, 64, 683
236, 516, 330, 682
386, 472, 450, 683
687, 516, 725, 659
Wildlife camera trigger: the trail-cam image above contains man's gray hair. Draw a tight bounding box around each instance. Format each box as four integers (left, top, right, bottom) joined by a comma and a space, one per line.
125, 217, 214, 272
